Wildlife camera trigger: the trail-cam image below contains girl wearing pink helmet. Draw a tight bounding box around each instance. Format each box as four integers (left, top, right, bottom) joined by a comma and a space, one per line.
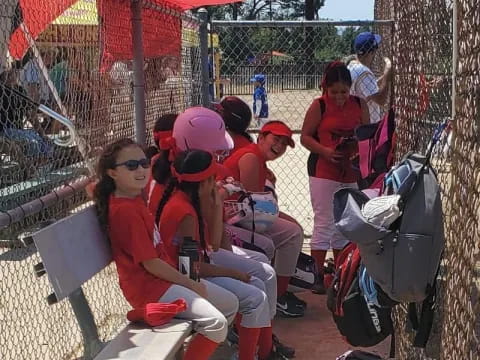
148, 107, 295, 358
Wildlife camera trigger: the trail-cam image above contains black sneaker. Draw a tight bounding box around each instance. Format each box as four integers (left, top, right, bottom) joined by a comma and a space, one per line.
227, 326, 239, 346
311, 273, 326, 295
273, 333, 295, 358
285, 291, 307, 309
265, 345, 289, 360
276, 293, 305, 318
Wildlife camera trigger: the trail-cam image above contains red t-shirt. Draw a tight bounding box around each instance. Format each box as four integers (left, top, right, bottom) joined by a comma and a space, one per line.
147, 180, 166, 216
305, 95, 362, 183
108, 195, 174, 308
230, 133, 253, 156
158, 191, 205, 266
223, 143, 267, 191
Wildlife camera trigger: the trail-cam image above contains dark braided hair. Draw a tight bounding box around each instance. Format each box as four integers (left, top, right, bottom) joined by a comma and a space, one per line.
93, 138, 138, 235
321, 61, 352, 92
151, 113, 178, 185
155, 150, 214, 251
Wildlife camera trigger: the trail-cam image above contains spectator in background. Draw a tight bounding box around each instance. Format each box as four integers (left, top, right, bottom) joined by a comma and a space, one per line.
20, 48, 56, 105
250, 74, 269, 127
347, 32, 392, 123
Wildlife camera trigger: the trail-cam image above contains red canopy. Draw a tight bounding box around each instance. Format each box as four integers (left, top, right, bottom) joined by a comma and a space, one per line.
9, 0, 78, 59
170, 0, 243, 10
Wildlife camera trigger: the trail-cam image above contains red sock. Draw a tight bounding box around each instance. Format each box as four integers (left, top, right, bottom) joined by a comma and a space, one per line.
238, 325, 261, 360
277, 276, 290, 297
257, 326, 273, 359
183, 334, 218, 360
311, 250, 327, 276
235, 313, 242, 330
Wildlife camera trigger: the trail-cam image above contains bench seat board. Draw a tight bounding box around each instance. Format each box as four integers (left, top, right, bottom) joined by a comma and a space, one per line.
32, 206, 112, 301
94, 320, 192, 360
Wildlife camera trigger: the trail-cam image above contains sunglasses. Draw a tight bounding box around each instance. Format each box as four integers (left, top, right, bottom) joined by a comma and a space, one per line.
114, 158, 150, 171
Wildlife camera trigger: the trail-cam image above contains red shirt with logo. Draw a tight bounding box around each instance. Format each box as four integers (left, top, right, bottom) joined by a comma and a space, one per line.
108, 195, 174, 308
305, 95, 362, 183
223, 143, 267, 191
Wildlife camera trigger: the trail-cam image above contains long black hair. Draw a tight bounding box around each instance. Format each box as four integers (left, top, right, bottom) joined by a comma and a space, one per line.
93, 138, 138, 234
151, 113, 178, 185
155, 150, 214, 251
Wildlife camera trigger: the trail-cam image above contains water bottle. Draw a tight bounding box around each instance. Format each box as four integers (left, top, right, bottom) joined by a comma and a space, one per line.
178, 236, 200, 281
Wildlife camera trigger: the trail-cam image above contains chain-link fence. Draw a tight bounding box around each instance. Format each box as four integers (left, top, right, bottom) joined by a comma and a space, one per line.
0, 1, 202, 359
211, 19, 394, 239
376, 0, 480, 359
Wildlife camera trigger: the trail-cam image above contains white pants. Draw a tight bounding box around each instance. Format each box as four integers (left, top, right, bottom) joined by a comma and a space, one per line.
226, 218, 304, 277
159, 280, 238, 343
309, 177, 357, 251
209, 248, 277, 320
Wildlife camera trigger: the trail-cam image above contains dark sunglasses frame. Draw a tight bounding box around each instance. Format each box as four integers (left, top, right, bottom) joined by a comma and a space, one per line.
114, 158, 150, 171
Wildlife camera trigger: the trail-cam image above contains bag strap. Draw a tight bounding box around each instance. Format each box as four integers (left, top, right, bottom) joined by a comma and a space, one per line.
389, 332, 396, 358
407, 260, 441, 348
318, 97, 326, 116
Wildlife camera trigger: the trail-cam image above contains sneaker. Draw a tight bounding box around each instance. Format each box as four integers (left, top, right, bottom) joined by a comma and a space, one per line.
227, 326, 239, 346
265, 345, 289, 360
230, 351, 258, 360
272, 334, 295, 358
311, 273, 326, 295
285, 291, 307, 309
276, 293, 305, 318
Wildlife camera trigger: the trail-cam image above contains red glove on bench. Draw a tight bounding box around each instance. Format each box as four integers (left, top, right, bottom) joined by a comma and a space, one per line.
127, 299, 187, 327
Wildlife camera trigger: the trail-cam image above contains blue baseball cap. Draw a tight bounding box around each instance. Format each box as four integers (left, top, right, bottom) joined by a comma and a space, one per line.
354, 32, 382, 55
250, 74, 266, 84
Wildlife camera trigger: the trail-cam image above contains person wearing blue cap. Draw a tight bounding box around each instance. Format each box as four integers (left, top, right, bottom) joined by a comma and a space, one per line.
250, 73, 269, 127
347, 32, 392, 123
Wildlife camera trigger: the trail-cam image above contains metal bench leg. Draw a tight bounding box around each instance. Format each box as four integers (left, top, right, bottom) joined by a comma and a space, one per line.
68, 288, 104, 360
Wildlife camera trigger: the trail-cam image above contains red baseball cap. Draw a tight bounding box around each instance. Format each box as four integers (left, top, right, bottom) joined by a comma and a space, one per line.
260, 121, 295, 148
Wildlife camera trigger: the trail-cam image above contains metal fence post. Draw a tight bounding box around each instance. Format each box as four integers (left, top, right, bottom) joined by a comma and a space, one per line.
198, 8, 210, 107
131, 0, 147, 145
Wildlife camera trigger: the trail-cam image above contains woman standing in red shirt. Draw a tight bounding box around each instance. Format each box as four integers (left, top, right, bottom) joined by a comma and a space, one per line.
301, 61, 370, 294
93, 139, 239, 360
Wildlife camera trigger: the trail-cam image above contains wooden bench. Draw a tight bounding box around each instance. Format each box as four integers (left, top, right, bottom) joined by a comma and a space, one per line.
28, 205, 192, 360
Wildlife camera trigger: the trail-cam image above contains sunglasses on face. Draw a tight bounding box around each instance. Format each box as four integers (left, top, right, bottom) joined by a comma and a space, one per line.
114, 158, 150, 171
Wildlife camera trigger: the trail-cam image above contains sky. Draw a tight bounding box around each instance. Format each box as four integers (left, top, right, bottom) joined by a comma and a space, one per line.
319, 0, 374, 20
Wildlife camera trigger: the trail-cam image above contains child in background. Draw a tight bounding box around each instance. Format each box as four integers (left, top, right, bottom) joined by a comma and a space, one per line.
301, 61, 370, 294
250, 74, 269, 127
223, 121, 306, 318
93, 138, 239, 360
157, 149, 285, 360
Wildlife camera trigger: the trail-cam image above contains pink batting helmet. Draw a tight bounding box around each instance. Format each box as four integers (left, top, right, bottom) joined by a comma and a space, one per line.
173, 107, 234, 152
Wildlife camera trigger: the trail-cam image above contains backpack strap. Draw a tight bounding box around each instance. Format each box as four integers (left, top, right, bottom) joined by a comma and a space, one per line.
318, 97, 326, 116
407, 260, 441, 348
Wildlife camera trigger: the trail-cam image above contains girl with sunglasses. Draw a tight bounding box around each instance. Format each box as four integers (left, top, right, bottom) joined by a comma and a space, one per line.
93, 138, 239, 360
301, 61, 370, 294
157, 149, 285, 360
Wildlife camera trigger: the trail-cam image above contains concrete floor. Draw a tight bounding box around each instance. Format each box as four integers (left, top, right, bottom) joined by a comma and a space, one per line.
212, 291, 392, 360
